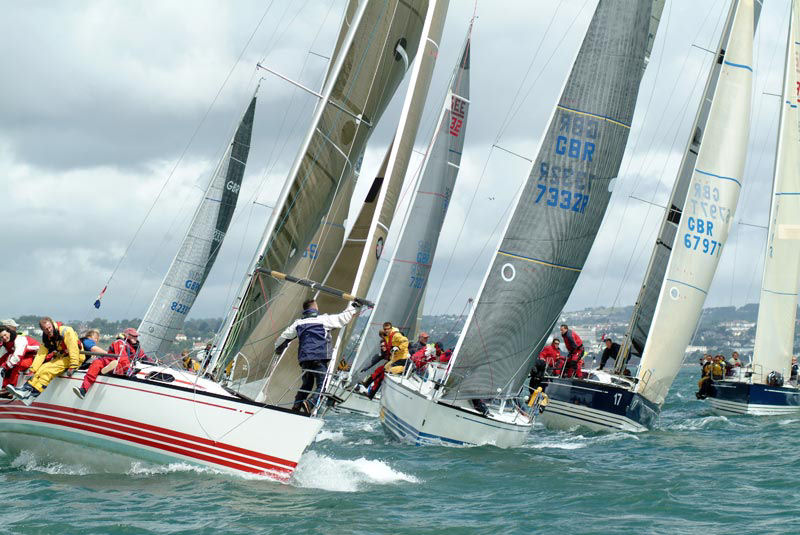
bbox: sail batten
[138,95,257,356]
[445,0,662,400]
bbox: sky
[0,0,791,322]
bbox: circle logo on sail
[669,286,679,300]
[501,263,516,282]
[376,237,384,259]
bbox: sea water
[1,367,798,534]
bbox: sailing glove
[65,368,76,378]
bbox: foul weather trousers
[2,354,38,388]
[81,356,131,392]
[29,353,86,392]
[293,359,328,409]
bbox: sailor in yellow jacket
[381,322,409,374]
[8,317,85,405]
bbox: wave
[291,451,420,492]
[526,431,638,450]
[10,451,90,476]
[667,415,729,430]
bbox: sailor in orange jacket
[8,317,84,405]
[381,322,410,374]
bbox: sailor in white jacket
[275,298,359,414]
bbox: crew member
[359,337,389,400]
[276,298,360,414]
[408,331,429,356]
[382,322,409,374]
[538,338,561,371]
[560,324,584,378]
[80,329,106,356]
[791,356,798,383]
[0,323,40,390]
[599,338,620,371]
[8,317,84,404]
[74,327,148,399]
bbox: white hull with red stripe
[0,365,322,480]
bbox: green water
[1,368,798,535]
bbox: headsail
[618,2,763,366]
[751,4,800,382]
[348,29,470,375]
[444,0,663,400]
[216,1,430,403]
[635,0,754,406]
[138,95,257,356]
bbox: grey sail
[216,0,429,402]
[349,34,470,374]
[616,2,762,368]
[446,0,661,400]
[138,95,257,356]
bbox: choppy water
[1,368,798,534]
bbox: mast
[214,0,430,405]
[138,94,257,356]
[347,26,470,377]
[635,0,755,406]
[616,1,763,372]
[444,0,664,400]
[751,4,800,382]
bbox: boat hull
[380,374,533,447]
[0,369,323,480]
[539,376,659,433]
[708,381,800,415]
[331,388,380,417]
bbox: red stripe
[0,406,285,473]
[0,412,290,478]
[0,401,296,469]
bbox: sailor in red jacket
[74,327,148,399]
[560,324,584,378]
[0,323,41,389]
[538,338,562,370]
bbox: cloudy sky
[1,0,790,322]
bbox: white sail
[636,0,754,406]
[751,4,800,381]
[316,0,451,371]
[348,29,470,376]
[138,96,257,356]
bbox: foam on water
[291,451,420,492]
[667,415,729,431]
[315,430,346,443]
[10,451,90,476]
[126,461,217,477]
[527,431,638,450]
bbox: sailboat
[0,0,430,479]
[380,0,665,447]
[137,95,257,358]
[326,21,471,418]
[707,1,800,416]
[540,0,758,433]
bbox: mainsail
[618,1,763,366]
[635,0,754,406]
[751,3,800,382]
[348,30,471,375]
[444,0,663,400]
[138,95,257,356]
[216,0,430,404]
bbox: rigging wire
[93,0,277,311]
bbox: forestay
[348,29,471,375]
[636,0,754,407]
[445,0,662,400]
[751,4,800,382]
[619,1,763,365]
[138,96,257,356]
[216,0,429,403]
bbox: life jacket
[42,322,82,354]
[110,338,146,362]
[538,345,561,368]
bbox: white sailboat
[382,0,664,447]
[707,1,800,416]
[0,0,429,479]
[541,0,757,432]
